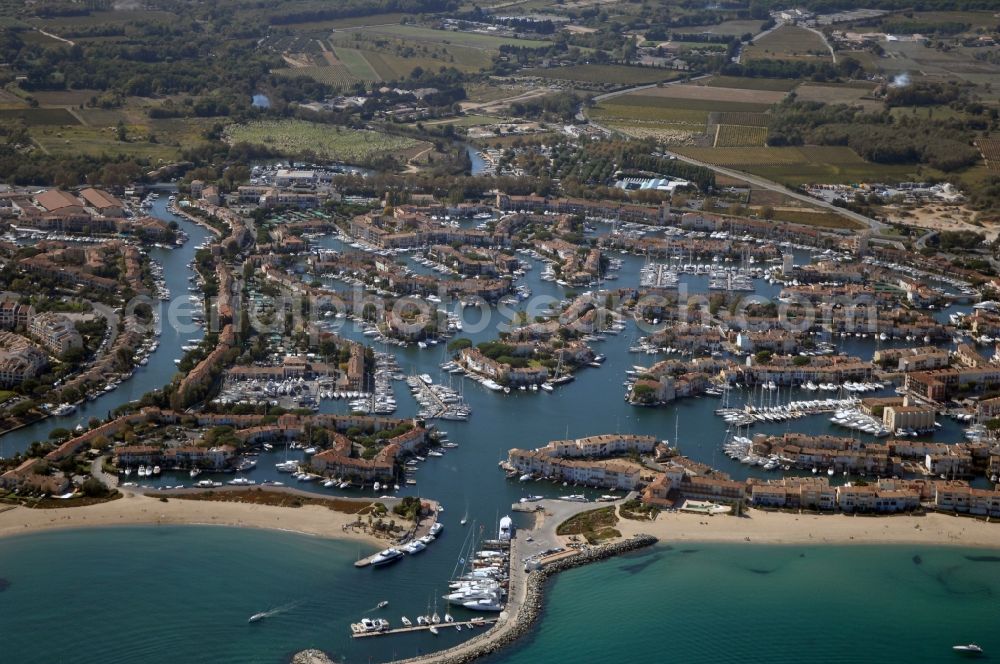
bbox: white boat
[248,611,269,623]
[952,644,983,655]
[403,540,427,554]
[429,522,443,536]
[401,616,412,626]
[370,548,404,567]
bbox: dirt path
[403,146,434,174]
[460,88,550,114]
[804,25,837,63]
[37,29,74,47]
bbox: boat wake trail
[249,600,303,622]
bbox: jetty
[354,506,440,567]
[351,619,496,638]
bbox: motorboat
[248,611,268,623]
[377,600,389,609]
[953,644,984,655]
[429,522,443,536]
[370,548,405,567]
[403,540,427,555]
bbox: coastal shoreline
[616,508,1000,549]
[0,491,384,547]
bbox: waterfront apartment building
[642,467,746,508]
[934,485,1000,517]
[905,366,1000,401]
[506,434,657,491]
[882,405,936,432]
[28,312,83,357]
[838,485,920,513]
[0,331,48,386]
[0,298,34,330]
[741,355,871,386]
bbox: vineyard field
[976,138,1000,170]
[333,48,380,82]
[712,111,770,127]
[714,124,768,147]
[272,65,361,88]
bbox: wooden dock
[351,619,497,638]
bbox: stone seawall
[294,534,657,664]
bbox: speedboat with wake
[953,644,984,656]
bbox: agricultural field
[674,19,766,37]
[978,139,1000,171]
[463,82,537,104]
[591,100,710,128]
[520,64,680,85]
[606,123,704,144]
[638,84,788,106]
[712,111,769,127]
[0,108,79,125]
[32,125,182,161]
[760,208,863,230]
[272,64,362,88]
[278,12,410,31]
[697,75,800,91]
[714,124,768,147]
[742,25,832,62]
[224,120,427,164]
[793,82,877,106]
[422,114,499,127]
[876,40,998,87]
[334,47,380,82]
[329,30,493,76]
[27,9,175,30]
[28,90,100,106]
[674,145,926,186]
[356,24,550,50]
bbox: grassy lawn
[557,506,618,534]
[224,119,426,163]
[557,506,621,544]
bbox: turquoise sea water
[1,528,998,664]
[488,543,1000,664]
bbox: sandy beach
[0,491,383,546]
[616,508,1000,549]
